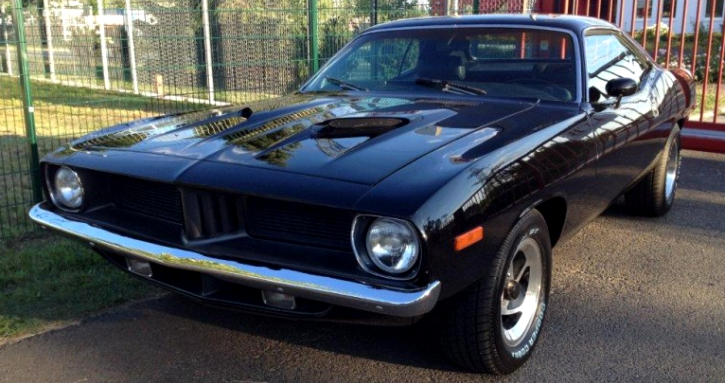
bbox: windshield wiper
[415,78,486,95]
[325,76,368,91]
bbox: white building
[618,0,725,33]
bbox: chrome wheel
[500,237,543,348]
[664,137,680,203]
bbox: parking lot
[0,149,723,383]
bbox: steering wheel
[506,78,572,101]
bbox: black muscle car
[30,15,695,374]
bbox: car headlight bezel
[47,165,84,212]
[351,215,422,280]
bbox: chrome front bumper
[29,203,441,317]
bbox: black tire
[625,127,682,217]
[439,209,552,374]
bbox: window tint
[585,33,649,97]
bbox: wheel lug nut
[503,280,522,300]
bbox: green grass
[0,74,200,139]
[0,234,159,340]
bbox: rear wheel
[625,127,681,216]
[439,210,551,374]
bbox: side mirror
[605,78,638,108]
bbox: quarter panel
[591,68,681,204]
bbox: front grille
[108,176,353,250]
[180,190,243,239]
[111,176,182,224]
[246,197,353,250]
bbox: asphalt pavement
[1,150,724,383]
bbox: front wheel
[439,210,551,374]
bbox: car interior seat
[416,52,466,81]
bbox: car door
[584,30,666,206]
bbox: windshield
[303,27,578,102]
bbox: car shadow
[600,150,725,232]
[142,293,471,374]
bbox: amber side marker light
[454,226,484,252]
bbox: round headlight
[52,166,84,210]
[365,218,420,274]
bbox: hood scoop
[315,117,409,139]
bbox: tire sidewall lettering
[510,302,546,359]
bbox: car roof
[366,14,615,34]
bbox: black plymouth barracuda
[30,15,695,374]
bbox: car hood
[66,94,537,185]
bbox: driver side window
[585,33,649,100]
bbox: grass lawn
[0,74,200,142]
[0,234,160,342]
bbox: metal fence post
[472,0,479,14]
[98,0,111,90]
[124,0,139,94]
[1,5,12,75]
[370,0,378,26]
[201,0,215,104]
[41,0,56,82]
[308,0,318,74]
[11,0,42,204]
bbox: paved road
[1,150,724,383]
